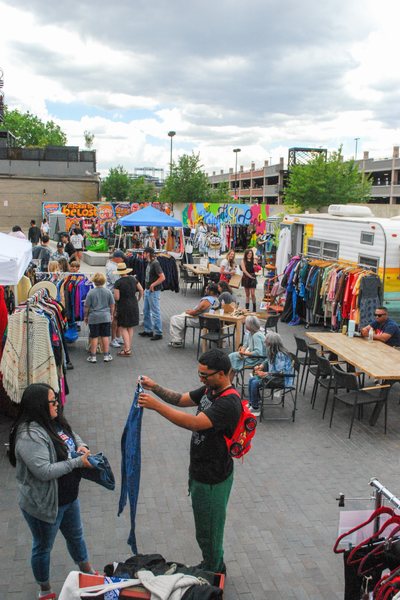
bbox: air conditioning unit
[328,204,373,217]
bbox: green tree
[208,181,232,203]
[101,166,132,203]
[84,130,95,149]
[160,152,210,203]
[284,147,371,211]
[3,107,67,146]
[129,176,157,202]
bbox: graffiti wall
[182,203,269,234]
[42,202,173,231]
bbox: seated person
[229,315,265,373]
[360,307,400,347]
[247,331,293,417]
[217,280,237,306]
[168,283,219,348]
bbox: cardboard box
[229,273,242,288]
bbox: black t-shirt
[56,428,81,506]
[64,242,76,257]
[189,385,242,484]
[145,259,163,290]
[28,226,41,244]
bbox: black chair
[311,355,334,418]
[264,314,280,333]
[182,316,201,348]
[259,352,300,422]
[330,366,390,438]
[294,336,309,392]
[197,315,235,358]
[303,343,320,395]
[234,355,266,397]
[179,265,201,296]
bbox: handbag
[64,323,79,343]
[185,241,193,253]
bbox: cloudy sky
[1,0,400,177]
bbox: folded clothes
[72,451,115,491]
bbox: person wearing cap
[106,250,126,347]
[52,242,69,261]
[139,247,165,341]
[113,263,144,356]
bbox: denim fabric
[248,376,262,410]
[22,499,88,585]
[72,452,115,490]
[118,382,143,554]
[143,290,162,335]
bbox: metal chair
[330,366,390,438]
[197,315,235,358]
[311,355,334,418]
[182,316,201,348]
[235,355,266,397]
[264,314,280,333]
[294,336,309,392]
[303,343,319,395]
[259,352,300,422]
[179,265,201,296]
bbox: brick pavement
[2,285,400,599]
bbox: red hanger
[333,506,396,554]
[347,514,400,565]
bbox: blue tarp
[118,206,182,227]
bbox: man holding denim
[139,247,165,341]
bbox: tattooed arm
[140,376,196,407]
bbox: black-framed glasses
[198,370,219,380]
[48,399,58,406]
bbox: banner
[42,201,173,231]
[182,203,269,234]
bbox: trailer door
[291,224,304,256]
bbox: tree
[3,107,67,146]
[129,176,157,203]
[101,166,132,203]
[84,130,95,149]
[160,152,210,203]
[208,181,232,203]
[283,147,372,211]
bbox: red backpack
[220,387,257,459]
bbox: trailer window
[360,231,374,246]
[307,238,339,260]
[358,254,379,272]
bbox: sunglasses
[198,370,219,380]
[374,313,386,317]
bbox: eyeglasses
[48,399,58,406]
[374,313,386,317]
[198,370,219,380]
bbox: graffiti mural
[182,203,269,234]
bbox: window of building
[360,231,374,245]
[358,254,379,272]
[307,238,339,260]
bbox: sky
[1,0,400,178]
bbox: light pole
[354,137,360,160]
[168,131,176,174]
[233,148,241,199]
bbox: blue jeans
[143,289,162,335]
[248,376,262,409]
[22,499,88,585]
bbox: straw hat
[113,262,132,275]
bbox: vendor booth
[0,233,32,286]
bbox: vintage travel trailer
[282,205,400,314]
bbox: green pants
[189,471,233,572]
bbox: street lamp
[168,131,176,174]
[354,137,360,160]
[233,148,241,199]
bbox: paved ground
[1,283,400,599]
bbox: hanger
[333,506,396,554]
[346,513,400,565]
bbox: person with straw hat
[113,263,144,357]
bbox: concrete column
[390,146,399,204]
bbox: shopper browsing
[139,247,165,341]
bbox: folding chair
[259,352,300,422]
[264,314,280,333]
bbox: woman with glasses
[9,383,95,600]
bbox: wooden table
[202,311,247,350]
[306,331,400,425]
[305,332,400,380]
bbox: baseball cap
[113,249,126,259]
[57,242,64,248]
[144,246,155,255]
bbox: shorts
[89,322,111,338]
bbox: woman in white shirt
[219,249,236,282]
[70,228,84,250]
[40,218,50,237]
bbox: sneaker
[249,407,261,417]
[150,334,163,341]
[103,354,113,362]
[87,355,97,363]
[38,593,56,600]
[168,341,183,347]
[110,339,121,347]
[116,337,124,344]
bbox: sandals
[117,349,132,357]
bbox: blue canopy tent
[117,205,183,255]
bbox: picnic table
[306,331,400,425]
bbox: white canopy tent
[0,233,32,285]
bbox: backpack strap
[218,386,241,399]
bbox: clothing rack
[370,478,400,511]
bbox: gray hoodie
[15,422,86,523]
